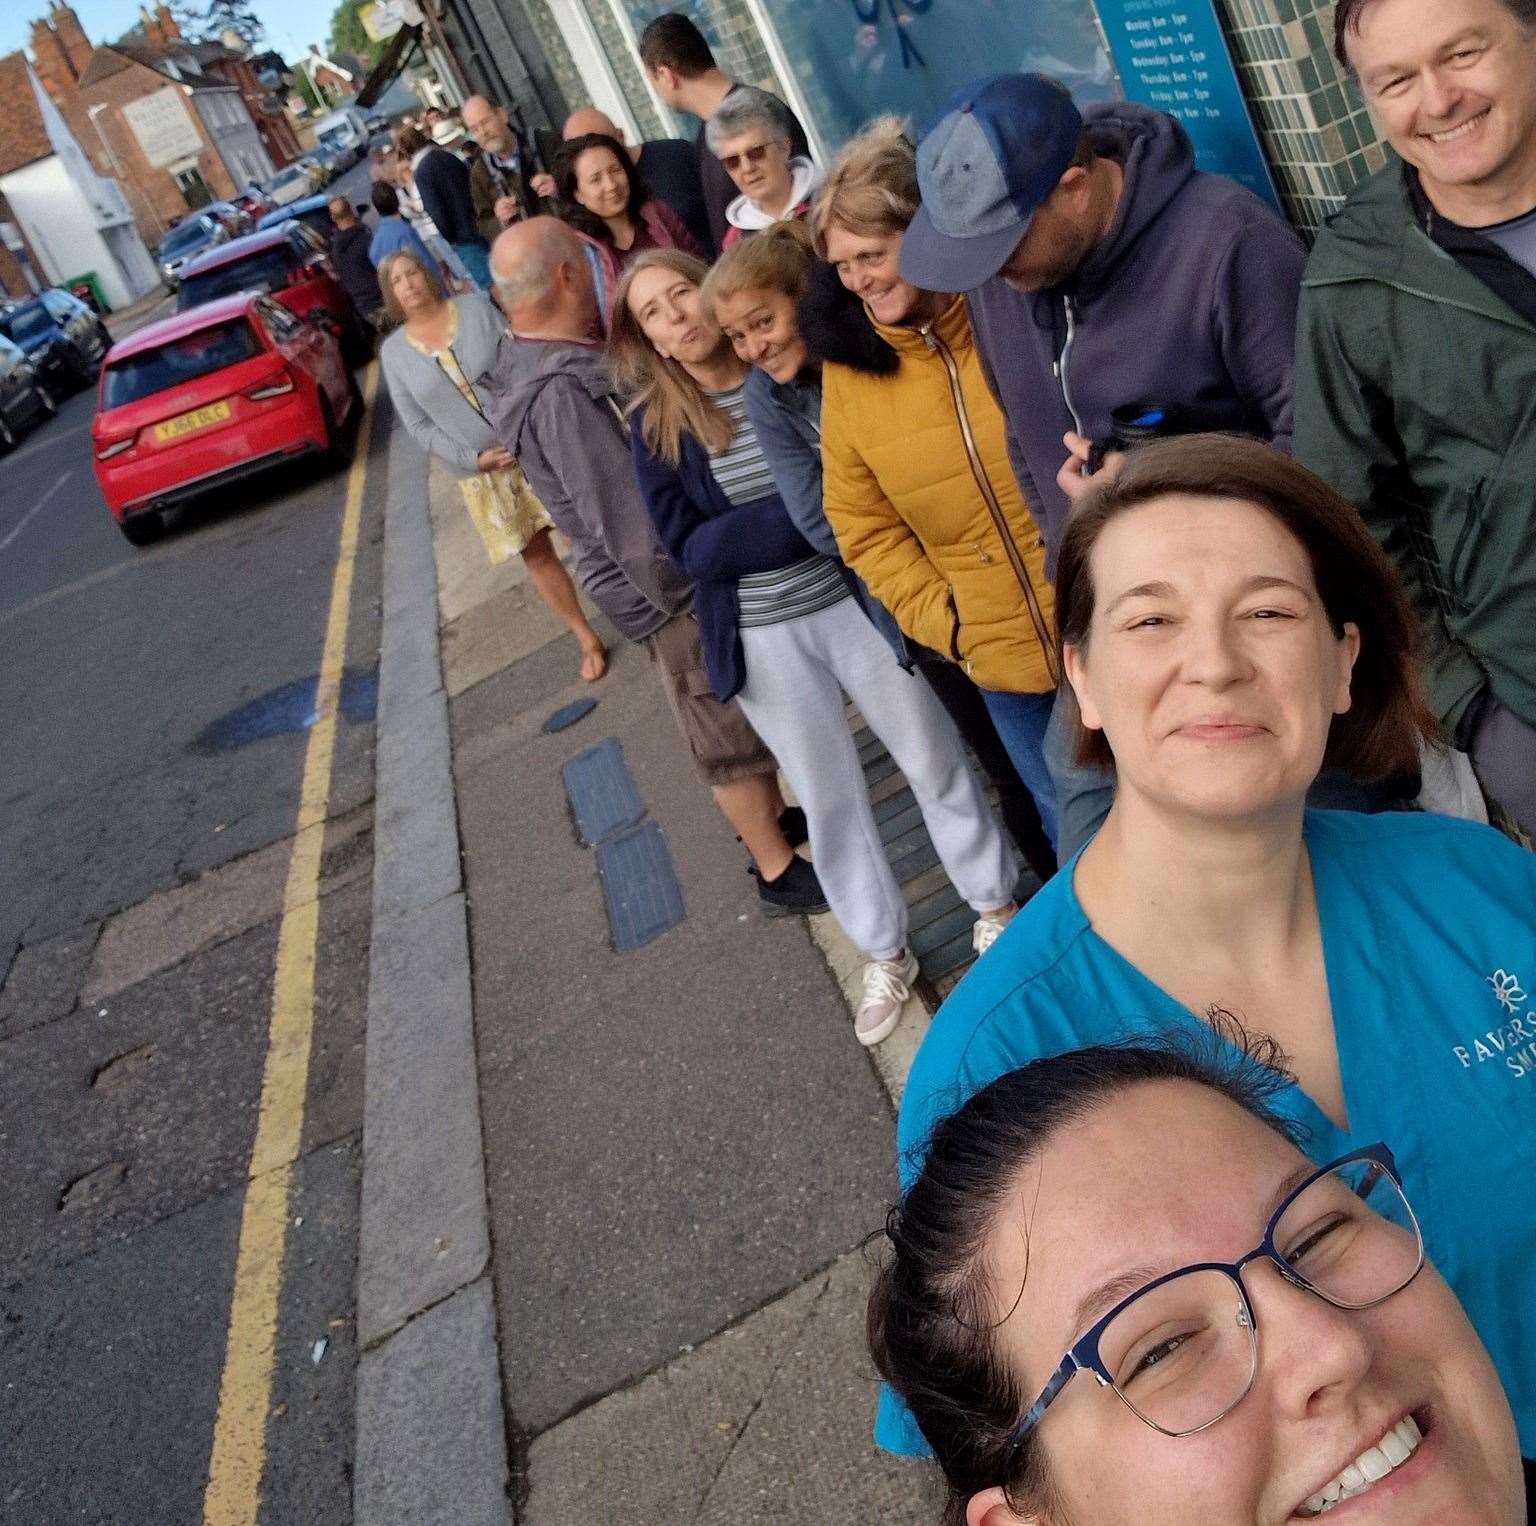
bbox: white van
[313,107,369,164]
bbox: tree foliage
[330,0,388,66]
[189,0,266,45]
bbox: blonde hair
[699,219,816,314]
[377,247,445,327]
[607,248,735,464]
[809,115,919,255]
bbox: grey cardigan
[380,293,508,478]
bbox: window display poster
[1093,0,1280,208]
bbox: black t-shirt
[635,137,714,257]
[696,83,811,254]
[331,223,381,312]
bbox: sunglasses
[720,142,778,173]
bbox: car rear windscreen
[102,320,263,408]
[159,222,209,257]
[177,247,296,309]
[2,304,54,346]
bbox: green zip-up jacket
[1294,164,1536,738]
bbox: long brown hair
[1054,433,1437,778]
[607,248,736,464]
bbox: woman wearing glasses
[888,436,1536,1472]
[707,87,823,250]
[873,1040,1529,1523]
[377,248,609,682]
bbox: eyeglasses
[1012,1144,1424,1450]
[720,142,776,173]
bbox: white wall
[0,158,151,308]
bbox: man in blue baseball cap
[904,74,1308,857]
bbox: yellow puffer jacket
[819,294,1058,694]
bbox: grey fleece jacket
[489,336,691,642]
[968,103,1307,563]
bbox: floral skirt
[460,464,554,563]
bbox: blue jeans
[1043,686,1117,861]
[452,240,492,290]
[978,687,1060,850]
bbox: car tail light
[244,370,296,401]
[95,436,135,460]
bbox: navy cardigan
[629,410,816,701]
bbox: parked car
[231,183,270,221]
[294,152,332,188]
[364,112,389,133]
[263,162,317,209]
[255,194,340,241]
[0,287,113,393]
[92,293,360,545]
[174,223,369,362]
[0,333,57,450]
[156,212,231,289]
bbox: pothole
[90,1044,154,1090]
[59,1161,128,1213]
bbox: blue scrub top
[881,810,1536,1456]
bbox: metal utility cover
[595,821,685,951]
[562,737,645,847]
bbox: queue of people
[373,2,1536,1517]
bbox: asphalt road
[1,159,386,1524]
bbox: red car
[92,293,360,546]
[175,223,370,362]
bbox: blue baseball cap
[901,74,1084,293]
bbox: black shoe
[778,806,809,848]
[750,855,829,918]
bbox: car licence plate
[153,400,231,443]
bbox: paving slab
[354,1278,512,1526]
[524,1251,940,1525]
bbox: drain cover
[562,737,645,846]
[595,821,684,951]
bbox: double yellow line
[203,366,379,1526]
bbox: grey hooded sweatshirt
[490,336,692,641]
[967,103,1307,563]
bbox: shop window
[175,165,213,209]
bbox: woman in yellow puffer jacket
[807,118,1061,843]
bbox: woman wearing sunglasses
[890,435,1536,1472]
[873,1040,1529,1524]
[707,86,823,250]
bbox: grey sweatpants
[734,597,1019,959]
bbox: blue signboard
[1093,0,1280,209]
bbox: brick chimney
[156,3,182,42]
[29,11,78,107]
[50,3,93,75]
[139,5,163,48]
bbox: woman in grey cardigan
[378,247,608,681]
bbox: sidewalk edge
[353,418,512,1525]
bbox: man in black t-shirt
[638,13,810,254]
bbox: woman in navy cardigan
[611,248,1020,1049]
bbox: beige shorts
[645,612,775,786]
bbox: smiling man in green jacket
[1295,0,1536,837]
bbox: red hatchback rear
[176,224,368,361]
[92,293,358,546]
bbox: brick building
[28,2,278,244]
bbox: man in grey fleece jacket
[485,218,827,918]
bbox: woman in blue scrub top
[888,435,1536,1479]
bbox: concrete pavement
[354,429,945,1522]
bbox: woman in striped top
[613,249,1021,1048]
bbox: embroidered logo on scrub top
[1488,969,1527,1014]
[1452,969,1536,1078]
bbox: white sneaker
[971,905,1016,959]
[854,951,920,1047]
